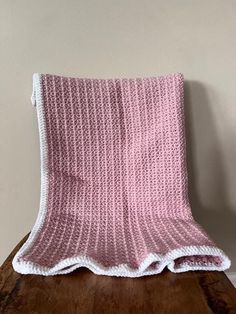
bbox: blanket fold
[13,72,230,277]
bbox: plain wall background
[0,0,236,272]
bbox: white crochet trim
[13,245,231,277]
[12,73,231,277]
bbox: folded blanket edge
[12,244,231,277]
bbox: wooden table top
[0,234,236,314]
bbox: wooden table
[0,234,236,314]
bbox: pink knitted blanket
[13,73,230,277]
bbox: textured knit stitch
[13,73,231,277]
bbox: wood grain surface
[0,234,236,314]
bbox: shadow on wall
[184,81,236,267]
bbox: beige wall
[1,0,236,272]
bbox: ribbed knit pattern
[13,73,230,277]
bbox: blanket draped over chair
[13,73,230,277]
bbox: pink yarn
[13,73,230,276]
